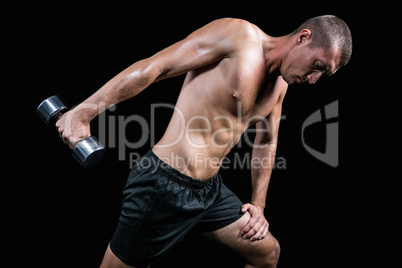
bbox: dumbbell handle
[52,111,64,122]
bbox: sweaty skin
[56,18,341,266]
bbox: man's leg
[100,244,150,268]
[202,212,280,268]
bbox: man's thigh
[202,212,280,263]
[100,244,148,268]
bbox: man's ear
[296,29,312,46]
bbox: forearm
[74,58,161,121]
[250,144,277,208]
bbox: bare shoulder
[213,18,258,31]
[201,18,261,43]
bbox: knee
[266,239,280,266]
[249,239,281,268]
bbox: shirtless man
[56,15,352,267]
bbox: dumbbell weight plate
[72,136,105,168]
[37,95,68,124]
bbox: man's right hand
[55,108,91,149]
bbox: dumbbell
[37,95,105,168]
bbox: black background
[2,1,400,267]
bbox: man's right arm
[56,18,252,146]
[77,18,250,119]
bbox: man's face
[281,44,339,85]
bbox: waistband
[139,149,216,189]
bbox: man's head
[281,15,352,85]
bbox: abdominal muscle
[152,95,245,181]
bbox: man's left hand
[240,203,269,242]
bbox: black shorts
[110,149,245,267]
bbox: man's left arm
[241,77,287,241]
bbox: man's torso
[153,23,287,180]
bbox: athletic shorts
[109,149,245,267]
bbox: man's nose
[307,72,323,84]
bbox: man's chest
[221,53,282,117]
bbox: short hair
[291,15,352,67]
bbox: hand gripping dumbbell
[37,95,105,168]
